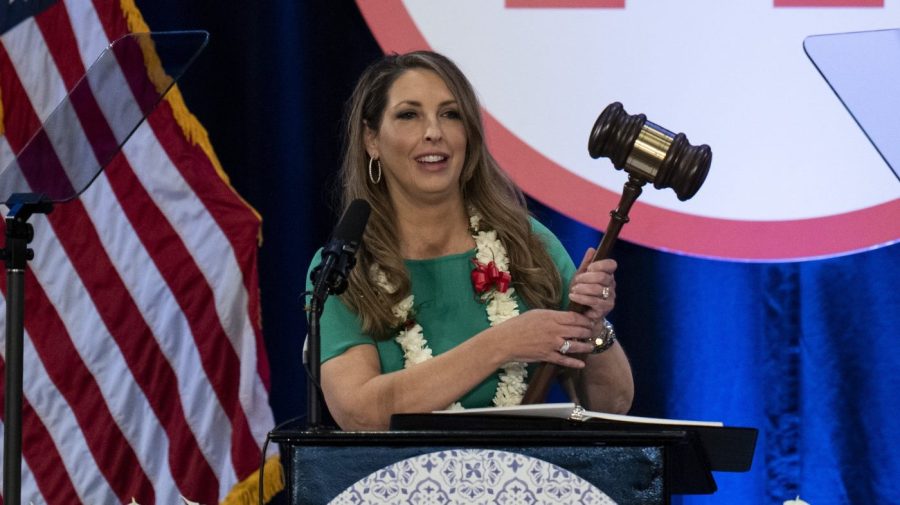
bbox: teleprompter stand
[0,195,52,505]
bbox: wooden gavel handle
[520,176,645,405]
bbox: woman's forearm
[322,308,598,430]
[576,342,634,414]
[322,329,508,430]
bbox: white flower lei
[371,213,527,410]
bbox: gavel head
[588,102,711,201]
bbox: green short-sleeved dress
[305,217,576,408]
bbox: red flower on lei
[471,259,511,294]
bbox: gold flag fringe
[220,455,285,505]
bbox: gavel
[520,102,712,406]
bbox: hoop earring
[368,157,382,184]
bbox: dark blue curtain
[138,2,900,503]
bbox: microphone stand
[2,193,53,505]
[302,199,368,430]
[305,293,325,430]
[304,251,343,431]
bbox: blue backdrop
[139,2,900,503]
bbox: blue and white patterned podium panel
[284,443,663,504]
[330,449,619,504]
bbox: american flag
[0,0,277,503]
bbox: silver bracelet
[591,319,617,354]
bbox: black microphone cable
[257,416,305,505]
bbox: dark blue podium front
[270,411,760,505]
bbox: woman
[307,51,633,430]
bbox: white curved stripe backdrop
[358,0,900,260]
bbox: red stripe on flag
[21,402,83,503]
[35,5,121,191]
[34,2,83,89]
[11,130,77,199]
[0,47,41,150]
[109,32,172,116]
[89,1,166,115]
[0,360,82,503]
[0,44,76,199]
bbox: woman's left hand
[568,247,617,323]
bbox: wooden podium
[270,413,756,504]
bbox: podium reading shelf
[271,410,756,505]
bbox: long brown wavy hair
[338,51,563,338]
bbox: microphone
[310,199,371,300]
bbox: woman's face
[365,69,468,207]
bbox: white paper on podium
[434,402,724,427]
